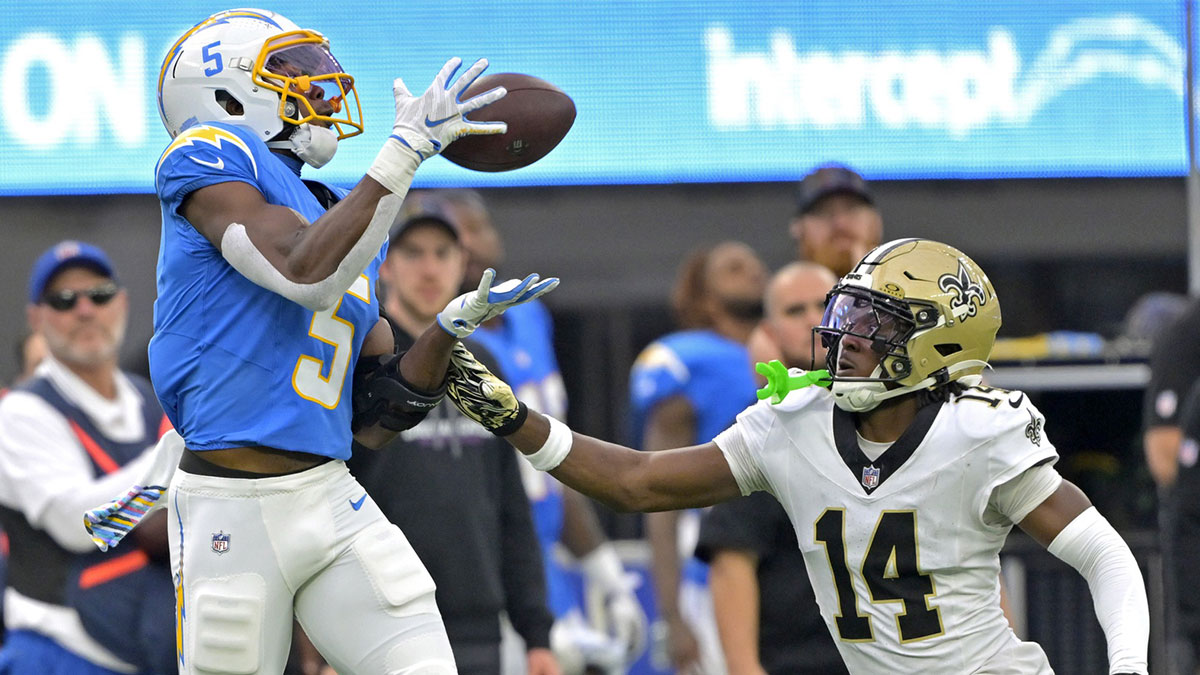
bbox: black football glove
[445,343,527,436]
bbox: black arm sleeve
[351,351,446,433]
[497,445,554,649]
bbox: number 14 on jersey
[815,508,945,643]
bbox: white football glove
[368,58,507,196]
[437,268,559,338]
[390,57,507,161]
[582,545,649,664]
[551,610,627,675]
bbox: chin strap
[830,359,990,412]
[266,123,339,168]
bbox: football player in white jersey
[445,239,1149,675]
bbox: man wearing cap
[789,164,883,278]
[295,198,558,675]
[0,241,175,674]
[749,164,884,373]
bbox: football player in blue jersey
[140,8,555,674]
[629,242,768,675]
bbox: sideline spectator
[0,241,175,674]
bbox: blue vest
[0,375,176,674]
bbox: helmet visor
[254,31,363,139]
[819,289,911,347]
[264,43,352,95]
[815,287,918,382]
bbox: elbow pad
[351,352,446,433]
[219,194,403,311]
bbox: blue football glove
[437,268,559,338]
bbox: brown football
[440,73,576,172]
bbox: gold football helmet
[815,238,1001,411]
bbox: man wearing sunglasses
[0,240,176,674]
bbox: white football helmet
[158,8,363,164]
[815,238,1002,411]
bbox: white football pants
[168,459,456,674]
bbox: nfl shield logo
[211,531,230,555]
[861,465,881,489]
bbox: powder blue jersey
[149,121,383,460]
[629,330,757,447]
[471,301,576,615]
[629,329,757,585]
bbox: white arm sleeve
[219,138,423,312]
[1046,506,1149,675]
[712,402,774,495]
[220,192,404,312]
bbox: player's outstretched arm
[1018,481,1149,675]
[445,343,742,511]
[183,58,506,311]
[349,318,444,449]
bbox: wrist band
[525,415,573,472]
[367,136,423,195]
[492,401,529,437]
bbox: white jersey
[715,385,1058,674]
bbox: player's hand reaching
[389,57,507,161]
[445,342,528,436]
[437,267,559,338]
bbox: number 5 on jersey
[292,275,371,408]
[815,508,945,643]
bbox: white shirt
[716,385,1061,675]
[0,354,156,672]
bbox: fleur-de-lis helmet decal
[938,259,989,321]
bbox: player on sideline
[444,239,1149,675]
[89,8,555,675]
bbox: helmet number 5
[202,41,223,77]
[292,275,371,408]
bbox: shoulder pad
[770,382,830,413]
[948,386,1045,443]
[155,124,260,190]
